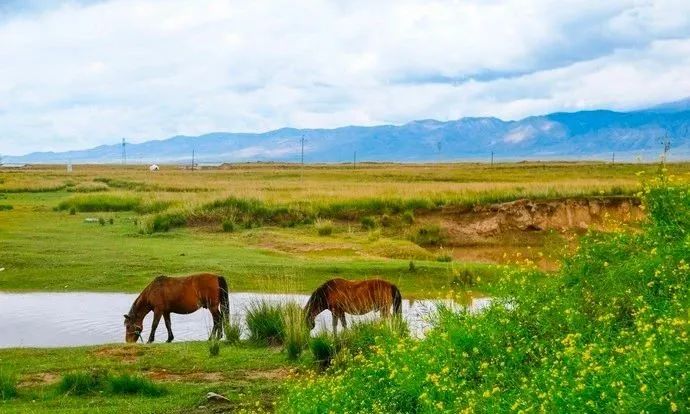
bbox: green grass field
[1,162,687,413]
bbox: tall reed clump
[0,370,17,400]
[281,303,309,360]
[246,301,285,345]
[224,314,242,345]
[107,374,167,396]
[280,173,690,413]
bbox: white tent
[149,164,159,171]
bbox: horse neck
[129,294,151,319]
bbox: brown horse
[123,273,229,343]
[304,278,402,334]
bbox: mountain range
[4,98,690,164]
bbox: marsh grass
[314,219,333,236]
[57,194,141,212]
[107,374,167,396]
[309,333,335,369]
[246,301,285,345]
[0,370,17,400]
[281,303,309,360]
[224,314,242,344]
[208,339,221,357]
[57,370,166,397]
[57,370,109,396]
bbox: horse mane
[305,281,331,314]
[128,275,166,317]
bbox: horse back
[143,273,222,313]
[325,278,394,314]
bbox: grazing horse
[123,273,229,343]
[304,278,402,334]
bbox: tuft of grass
[315,219,333,236]
[0,204,13,211]
[281,303,309,361]
[0,371,18,400]
[411,224,445,246]
[309,333,335,369]
[246,301,284,345]
[360,216,376,230]
[208,339,221,357]
[222,219,236,232]
[436,253,453,262]
[408,260,416,272]
[98,217,106,226]
[57,370,109,396]
[69,206,76,215]
[224,315,242,344]
[107,374,167,397]
[402,210,415,224]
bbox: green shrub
[0,204,12,211]
[69,207,76,215]
[408,260,416,272]
[360,216,376,230]
[246,301,284,345]
[98,217,106,226]
[107,374,166,396]
[0,371,17,400]
[222,220,235,232]
[315,219,333,236]
[57,370,109,396]
[411,224,444,246]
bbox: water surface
[0,291,490,348]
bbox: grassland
[1,162,689,413]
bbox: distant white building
[149,164,159,171]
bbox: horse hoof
[166,337,174,343]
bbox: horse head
[123,314,143,343]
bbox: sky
[1,0,690,155]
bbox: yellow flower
[671,402,678,412]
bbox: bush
[69,207,76,215]
[98,217,106,226]
[281,176,690,413]
[0,204,12,211]
[315,219,333,236]
[360,216,376,230]
[0,371,17,400]
[57,370,109,396]
[411,224,444,246]
[408,260,416,272]
[246,301,284,345]
[107,374,166,396]
[222,220,235,232]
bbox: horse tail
[391,284,402,316]
[218,276,230,332]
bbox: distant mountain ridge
[5,98,690,164]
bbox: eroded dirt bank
[438,197,643,244]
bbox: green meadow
[1,162,688,412]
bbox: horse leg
[148,311,162,343]
[164,312,174,343]
[339,314,347,330]
[331,310,340,335]
[209,309,221,340]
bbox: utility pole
[612,152,615,165]
[659,133,671,164]
[191,149,195,171]
[353,151,357,170]
[121,138,127,166]
[490,151,494,167]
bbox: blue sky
[1,0,690,155]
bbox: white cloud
[0,0,690,155]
